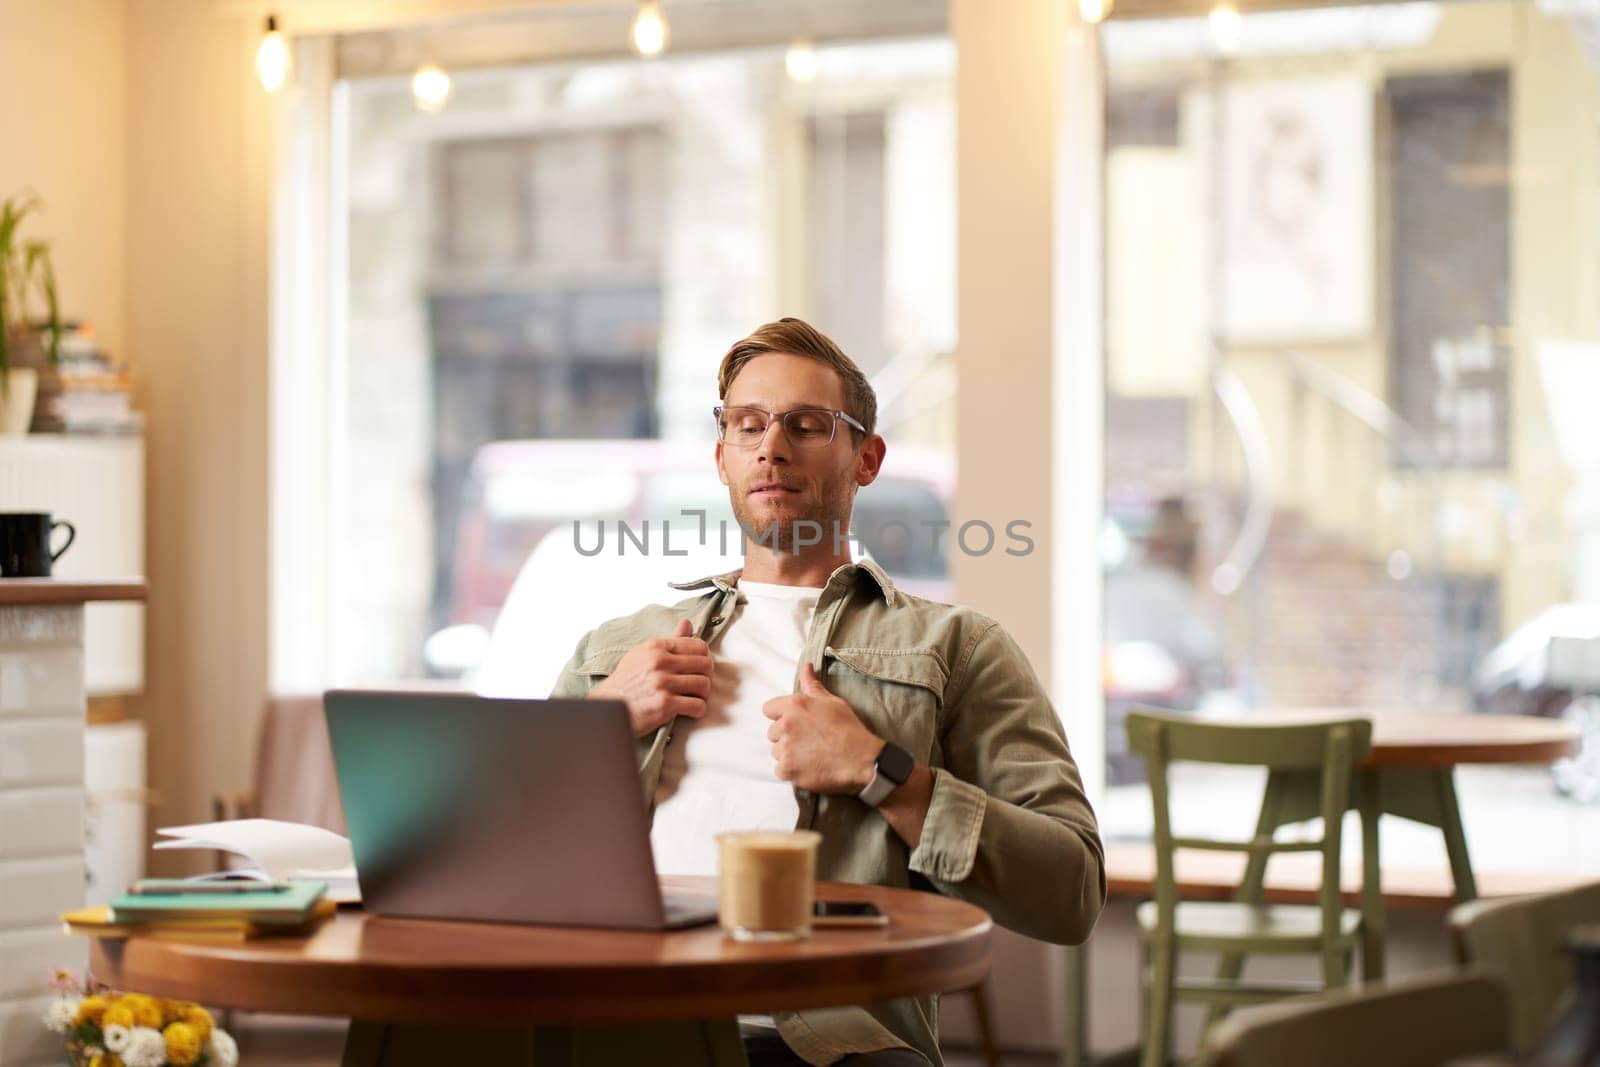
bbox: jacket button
[709,616,723,625]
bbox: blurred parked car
[1472,602,1600,803]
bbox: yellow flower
[163,1021,203,1066]
[159,998,187,1024]
[118,993,163,1029]
[75,994,110,1026]
[180,1004,213,1044]
[100,1003,135,1030]
[88,1056,124,1067]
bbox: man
[551,318,1104,1066]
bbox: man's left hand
[763,662,881,795]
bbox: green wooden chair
[1192,969,1511,1067]
[1125,708,1374,1067]
[1450,878,1600,1051]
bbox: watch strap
[858,766,897,807]
[857,741,914,807]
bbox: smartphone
[812,900,889,927]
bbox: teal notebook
[109,879,328,925]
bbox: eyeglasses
[713,405,867,449]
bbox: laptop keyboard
[662,891,719,926]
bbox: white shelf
[0,437,144,695]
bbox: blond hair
[717,318,877,437]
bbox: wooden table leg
[1377,767,1479,903]
[341,1020,387,1067]
[341,1019,749,1067]
[1432,769,1479,903]
[1357,768,1386,981]
[1061,943,1088,1067]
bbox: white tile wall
[0,789,83,861]
[0,994,60,1065]
[0,608,79,648]
[0,858,82,928]
[0,649,84,717]
[0,606,88,1067]
[0,720,83,788]
[0,930,81,1001]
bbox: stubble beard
[729,474,856,555]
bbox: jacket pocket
[576,645,630,682]
[821,646,946,757]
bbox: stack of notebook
[62,880,334,943]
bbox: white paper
[153,818,360,902]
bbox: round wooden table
[1238,708,1580,769]
[1057,709,1582,1067]
[90,878,992,1067]
[1201,709,1579,982]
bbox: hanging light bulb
[1209,1,1243,54]
[255,14,290,93]
[630,0,669,58]
[412,63,453,113]
[1079,0,1113,25]
[785,39,819,84]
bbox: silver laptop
[323,689,718,930]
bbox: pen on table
[127,879,294,895]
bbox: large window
[304,15,955,686]
[1097,1,1600,871]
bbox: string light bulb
[1079,0,1113,25]
[255,14,290,93]
[785,39,819,83]
[412,63,453,113]
[1209,2,1243,54]
[630,0,669,58]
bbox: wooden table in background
[1233,708,1580,980]
[1061,709,1580,1067]
[89,878,993,1067]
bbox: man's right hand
[589,618,715,736]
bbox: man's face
[715,353,880,554]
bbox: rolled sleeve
[908,766,988,883]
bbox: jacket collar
[668,556,898,606]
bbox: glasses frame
[713,405,868,449]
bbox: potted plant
[0,191,63,435]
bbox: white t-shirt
[648,579,820,876]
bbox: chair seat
[1137,900,1363,952]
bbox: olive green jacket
[550,558,1105,1066]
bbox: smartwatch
[857,741,915,807]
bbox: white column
[952,0,1062,664]
[951,0,1104,790]
[949,1,1105,1059]
[0,605,88,1067]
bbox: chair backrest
[1124,708,1374,932]
[1450,879,1600,1050]
[1196,970,1512,1067]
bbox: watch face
[878,741,915,785]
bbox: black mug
[0,513,76,577]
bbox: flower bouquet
[41,971,237,1067]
